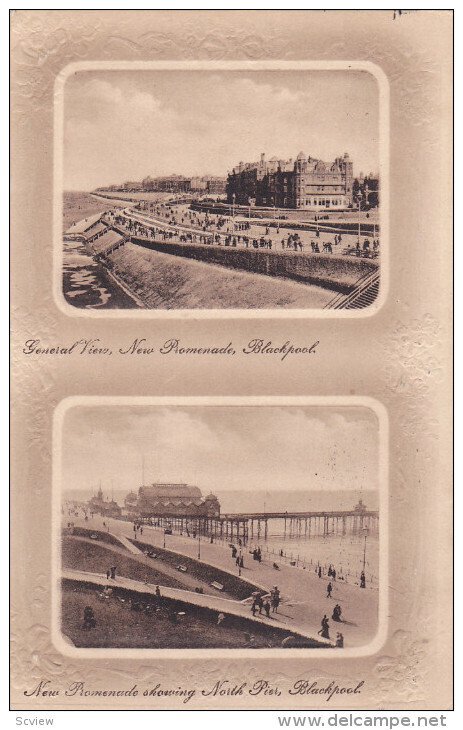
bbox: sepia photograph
[11,7,453,713]
[59,65,385,314]
[55,399,385,654]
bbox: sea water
[62,238,138,309]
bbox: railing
[325,269,380,309]
[143,522,378,587]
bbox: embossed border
[51,395,389,659]
[53,60,389,319]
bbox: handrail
[325,269,380,309]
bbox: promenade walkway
[112,533,142,555]
[64,534,236,598]
[71,514,379,647]
[65,213,102,236]
[63,568,330,646]
[126,205,378,259]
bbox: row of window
[296,198,348,207]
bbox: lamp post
[198,521,201,560]
[361,526,369,588]
[232,193,236,232]
[357,193,362,248]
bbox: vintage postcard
[10,9,452,712]
[53,397,387,658]
[56,62,387,317]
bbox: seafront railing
[143,522,378,588]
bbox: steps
[325,270,380,310]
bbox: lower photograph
[53,396,387,656]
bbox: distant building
[127,482,220,519]
[124,490,139,514]
[122,180,144,191]
[353,499,367,513]
[190,176,208,191]
[204,176,227,195]
[98,174,227,196]
[353,175,379,209]
[88,487,122,518]
[140,175,226,195]
[226,151,354,210]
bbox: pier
[140,507,379,546]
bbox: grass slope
[108,243,333,309]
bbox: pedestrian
[106,569,111,580]
[264,600,271,618]
[327,582,333,598]
[82,606,96,630]
[335,632,344,648]
[318,615,330,640]
[360,571,366,588]
[318,566,322,578]
[110,566,117,580]
[251,600,257,616]
[332,604,342,622]
[271,586,280,613]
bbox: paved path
[112,208,370,261]
[128,204,378,256]
[69,515,378,648]
[65,535,236,599]
[114,534,142,555]
[63,568,331,647]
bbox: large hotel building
[226,151,354,210]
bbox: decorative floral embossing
[380,314,443,397]
[374,631,428,704]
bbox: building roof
[139,483,202,501]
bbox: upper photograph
[59,67,385,314]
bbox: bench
[211,581,224,591]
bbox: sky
[63,70,380,190]
[61,405,379,508]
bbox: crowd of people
[102,202,379,261]
[250,586,281,617]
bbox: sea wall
[130,237,377,293]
